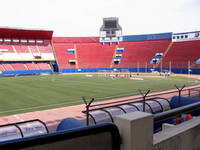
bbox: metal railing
[82,85,200,126]
[0,123,121,150]
[153,101,200,133]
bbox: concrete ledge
[154,116,200,150]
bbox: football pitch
[0,74,199,116]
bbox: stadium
[0,2,200,149]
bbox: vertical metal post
[169,61,172,73]
[174,85,186,107]
[145,62,148,73]
[138,90,151,112]
[199,91,200,97]
[82,97,95,126]
[188,60,191,76]
[188,89,191,97]
[159,61,161,73]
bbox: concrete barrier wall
[114,111,153,150]
[154,117,200,150]
[114,111,200,150]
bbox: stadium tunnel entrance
[51,61,59,72]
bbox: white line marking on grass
[0,100,83,114]
[0,92,137,114]
[95,92,138,100]
[0,91,148,115]
[1,82,198,115]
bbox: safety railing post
[138,90,151,112]
[174,85,186,107]
[188,89,191,97]
[82,97,95,126]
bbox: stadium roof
[0,28,53,40]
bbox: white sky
[0,0,199,37]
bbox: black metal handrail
[154,101,200,123]
[82,97,170,113]
[0,123,121,150]
[87,86,198,110]
[82,85,200,126]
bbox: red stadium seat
[162,40,200,68]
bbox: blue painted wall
[61,68,151,73]
[1,70,52,75]
[60,68,200,74]
[1,68,199,75]
[123,32,172,42]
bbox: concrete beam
[114,111,153,150]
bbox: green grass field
[0,74,199,116]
